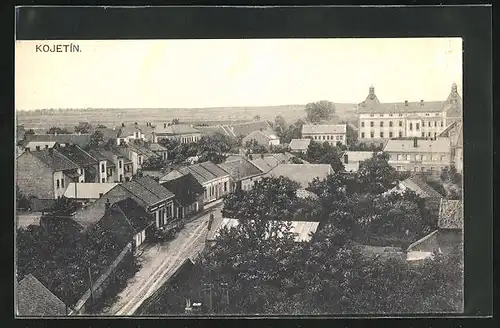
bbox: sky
[15,38,462,110]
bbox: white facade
[202,177,231,203]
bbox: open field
[16,103,358,130]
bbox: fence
[69,242,133,315]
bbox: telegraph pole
[88,267,95,304]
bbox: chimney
[405,100,409,106]
[343,153,348,164]
[121,123,125,128]
[413,137,418,148]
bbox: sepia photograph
[15,37,464,317]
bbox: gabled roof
[113,198,154,232]
[177,161,230,184]
[249,156,280,173]
[24,133,92,148]
[228,120,274,137]
[218,158,263,181]
[302,124,346,135]
[289,138,311,151]
[264,164,333,188]
[161,173,204,207]
[64,183,119,199]
[148,143,168,152]
[17,274,67,317]
[86,149,115,167]
[438,199,463,230]
[24,141,58,149]
[120,176,175,207]
[110,147,133,164]
[128,143,158,158]
[93,127,120,141]
[58,145,98,167]
[383,138,451,153]
[400,176,443,199]
[243,130,279,142]
[29,149,80,172]
[196,125,237,138]
[343,151,375,163]
[154,124,201,135]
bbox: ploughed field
[16,104,358,130]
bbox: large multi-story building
[301,124,347,146]
[383,137,452,174]
[357,84,462,142]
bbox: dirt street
[101,200,223,315]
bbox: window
[56,179,60,188]
[422,121,426,127]
[370,132,374,138]
[389,132,393,138]
[389,121,393,127]
[389,114,393,117]
[430,167,434,171]
[399,121,403,127]
[61,178,64,188]
[440,156,446,161]
[167,205,172,218]
[361,122,365,127]
[99,193,103,198]
[422,132,425,137]
[314,136,318,140]
[120,174,123,182]
[434,132,437,138]
[399,113,403,117]
[379,121,383,127]
[416,123,420,130]
[399,132,403,137]
[409,123,413,130]
[370,121,374,127]
[434,121,437,127]
[397,154,403,160]
[36,146,41,151]
[440,121,444,127]
[406,154,411,161]
[416,155,421,160]
[339,135,343,140]
[101,178,105,183]
[425,113,430,116]
[422,155,427,161]
[380,114,384,117]
[361,132,365,138]
[380,132,384,138]
[119,161,122,169]
[322,136,326,140]
[370,114,374,117]
[101,163,105,173]
[428,132,432,137]
[224,182,228,192]
[435,113,440,116]
[45,145,49,149]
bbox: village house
[357,84,462,142]
[242,130,280,149]
[160,161,231,204]
[58,145,106,183]
[87,149,129,182]
[23,141,59,152]
[63,182,119,205]
[196,125,237,139]
[341,151,375,173]
[72,176,175,231]
[17,148,84,200]
[244,152,300,174]
[206,219,320,245]
[115,123,146,145]
[92,126,120,144]
[218,157,264,191]
[225,120,275,138]
[289,138,311,154]
[263,163,333,189]
[148,143,168,161]
[301,124,347,146]
[439,121,463,173]
[406,199,463,261]
[161,173,205,219]
[23,133,93,148]
[154,124,202,144]
[97,197,155,249]
[17,274,69,317]
[386,175,443,213]
[383,137,452,174]
[87,149,114,183]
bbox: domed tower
[362,85,380,107]
[446,82,462,105]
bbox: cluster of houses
[16,85,463,316]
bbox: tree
[304,141,345,172]
[354,152,399,195]
[305,101,335,123]
[253,115,261,121]
[96,124,107,128]
[141,156,168,170]
[16,187,30,210]
[24,129,35,136]
[74,122,93,134]
[88,130,104,149]
[171,119,180,125]
[245,140,267,154]
[46,126,71,134]
[274,115,287,133]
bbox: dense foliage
[277,119,304,144]
[300,141,345,172]
[305,100,336,123]
[46,126,71,134]
[144,153,461,315]
[74,122,93,134]
[17,219,140,308]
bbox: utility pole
[88,267,95,305]
[202,283,213,313]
